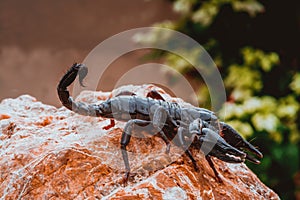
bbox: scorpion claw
[219,122,263,163]
[245,153,261,164]
[201,128,246,163]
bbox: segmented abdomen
[108,96,181,122]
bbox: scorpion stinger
[57,63,111,117]
[57,63,88,110]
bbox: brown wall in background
[0,0,178,106]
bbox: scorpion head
[189,119,247,163]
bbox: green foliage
[139,0,299,199]
[174,0,264,26]
[290,73,300,95]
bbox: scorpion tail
[57,63,88,111]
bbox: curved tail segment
[57,63,95,115]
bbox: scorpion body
[57,63,263,183]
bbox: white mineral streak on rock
[162,187,188,200]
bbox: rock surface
[0,85,279,199]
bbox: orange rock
[0,114,10,120]
[34,116,53,127]
[0,86,279,199]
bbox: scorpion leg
[185,149,199,171]
[205,155,222,183]
[103,119,115,130]
[158,131,171,154]
[106,91,137,130]
[177,127,199,171]
[150,105,180,154]
[120,119,151,184]
[115,90,174,156]
[219,122,263,164]
[197,127,247,182]
[151,105,168,131]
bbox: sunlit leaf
[192,3,219,26]
[290,73,300,95]
[232,0,264,17]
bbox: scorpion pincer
[57,63,263,183]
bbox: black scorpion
[57,63,263,183]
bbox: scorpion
[57,63,263,183]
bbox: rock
[0,85,279,199]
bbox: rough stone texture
[0,85,279,199]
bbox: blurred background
[0,0,299,199]
[0,0,178,106]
